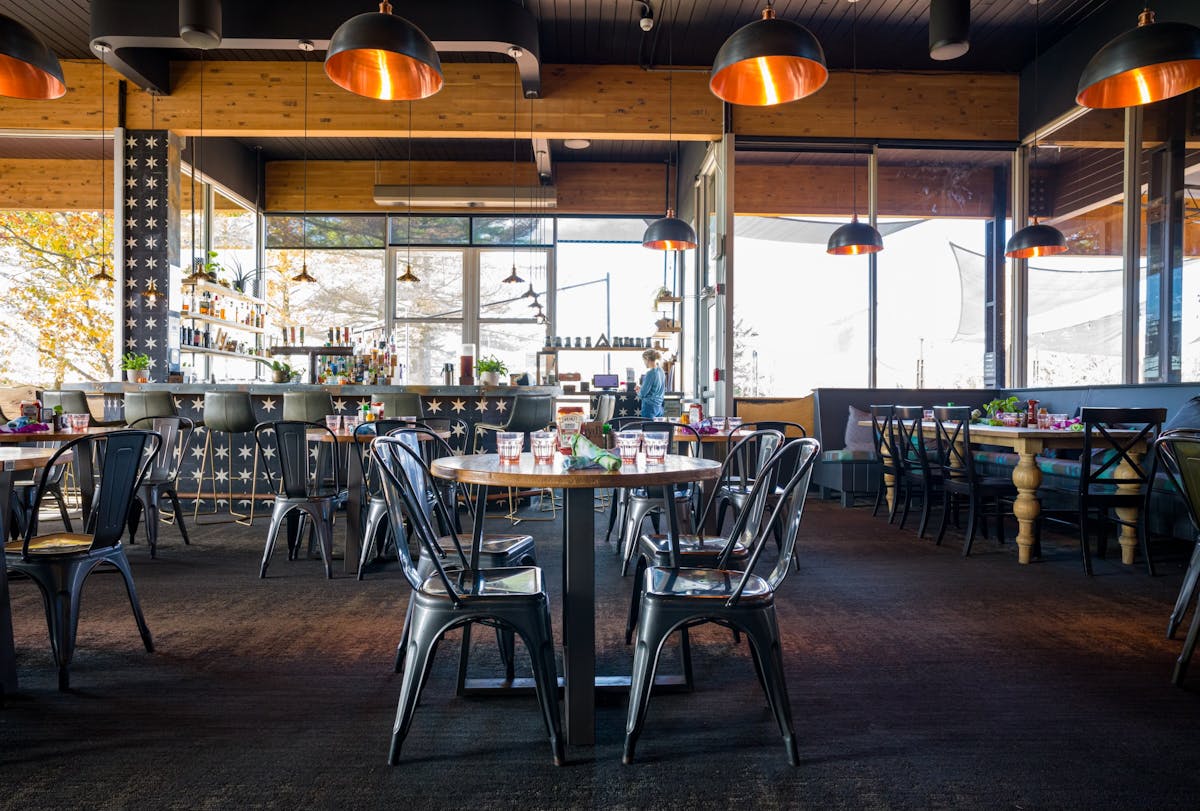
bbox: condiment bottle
[1026,399,1039,427]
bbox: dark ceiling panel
[240,137,535,163]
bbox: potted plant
[269,360,297,384]
[120,352,151,383]
[475,355,507,386]
[979,395,1020,426]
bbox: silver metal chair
[623,437,820,766]
[1148,430,1200,685]
[127,416,195,557]
[373,436,564,766]
[617,421,701,575]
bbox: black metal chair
[617,421,701,576]
[372,436,564,766]
[9,440,72,541]
[870,405,900,521]
[894,405,942,539]
[255,420,348,579]
[933,406,1016,556]
[1152,430,1200,685]
[625,428,785,645]
[623,437,821,766]
[126,416,195,558]
[1040,407,1165,575]
[604,415,651,545]
[4,430,160,689]
[713,422,798,534]
[352,419,420,578]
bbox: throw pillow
[844,405,875,452]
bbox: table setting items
[564,432,622,471]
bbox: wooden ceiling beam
[1,61,1018,144]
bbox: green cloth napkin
[564,432,622,471]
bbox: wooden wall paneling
[0,158,109,210]
[733,72,1019,142]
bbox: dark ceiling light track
[1076,7,1200,109]
[88,0,541,98]
[0,12,66,99]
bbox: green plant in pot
[980,395,1019,425]
[475,355,507,386]
[270,360,298,384]
[120,352,151,383]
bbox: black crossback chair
[894,405,942,538]
[623,437,821,766]
[625,428,785,645]
[1152,430,1200,685]
[373,436,564,766]
[1041,407,1165,576]
[712,423,799,534]
[255,420,348,579]
[933,407,1017,556]
[618,421,701,576]
[870,405,901,521]
[126,416,195,557]
[5,430,160,690]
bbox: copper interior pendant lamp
[0,13,65,100]
[325,1,443,101]
[90,45,114,282]
[709,0,827,107]
[503,75,525,285]
[1006,0,1067,260]
[1076,6,1200,109]
[827,0,883,256]
[292,42,317,284]
[397,102,420,284]
[643,4,697,251]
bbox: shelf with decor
[187,278,267,307]
[186,313,265,334]
[180,347,272,363]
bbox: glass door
[390,247,466,384]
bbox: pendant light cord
[667,0,674,216]
[302,55,309,268]
[851,0,859,217]
[513,70,519,264]
[406,100,412,267]
[99,54,106,275]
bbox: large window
[876,148,1010,389]
[393,248,465,384]
[732,151,870,395]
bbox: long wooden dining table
[430,451,721,747]
[863,420,1148,566]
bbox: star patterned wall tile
[120,129,172,379]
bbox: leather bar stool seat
[124,391,178,426]
[282,391,335,423]
[41,390,123,427]
[195,392,259,524]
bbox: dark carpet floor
[2,497,1199,810]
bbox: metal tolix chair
[126,416,195,557]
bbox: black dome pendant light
[828,0,882,256]
[1006,0,1067,260]
[90,49,114,282]
[710,0,827,106]
[503,74,525,284]
[1076,7,1200,109]
[0,13,65,100]
[292,42,317,283]
[644,4,697,252]
[325,1,443,101]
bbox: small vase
[125,369,139,383]
[272,370,288,383]
[480,371,500,386]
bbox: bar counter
[68,382,562,398]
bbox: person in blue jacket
[638,348,665,418]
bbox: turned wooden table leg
[1115,451,1144,566]
[1012,450,1042,564]
[881,446,896,512]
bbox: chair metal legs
[260,499,335,579]
[619,495,693,576]
[12,547,153,690]
[388,595,564,766]
[357,497,394,580]
[1168,538,1200,639]
[193,430,259,526]
[128,484,192,558]
[623,597,796,766]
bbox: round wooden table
[0,447,76,696]
[431,451,721,748]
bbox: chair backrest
[720,425,784,495]
[124,391,178,425]
[352,419,412,499]
[255,420,343,499]
[505,394,556,432]
[699,429,783,548]
[129,416,194,484]
[893,405,933,475]
[1153,429,1200,537]
[869,405,898,463]
[739,420,807,438]
[24,430,160,555]
[932,406,976,487]
[42,390,93,422]
[727,437,821,605]
[1079,407,1166,493]
[631,420,699,458]
[372,435,468,602]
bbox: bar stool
[369,392,423,419]
[282,391,335,423]
[41,390,123,426]
[124,391,178,425]
[194,391,259,525]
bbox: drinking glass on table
[922,409,935,422]
[343,414,361,434]
[616,430,642,463]
[710,416,726,432]
[497,431,524,462]
[727,416,743,432]
[67,413,89,432]
[324,414,342,433]
[531,430,556,463]
[643,431,669,463]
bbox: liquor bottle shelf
[185,313,265,334]
[187,278,268,306]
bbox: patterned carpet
[1,497,1199,809]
